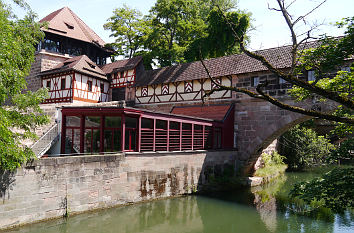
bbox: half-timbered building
[101,56,145,102]
[135,60,232,105]
[27,7,353,158]
[40,55,109,104]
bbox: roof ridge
[39,7,64,23]
[67,7,105,45]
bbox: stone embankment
[0,151,236,230]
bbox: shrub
[279,125,335,171]
[254,151,287,177]
[329,137,354,164]
[290,167,354,212]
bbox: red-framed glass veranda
[60,106,228,155]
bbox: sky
[7,0,354,50]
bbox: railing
[30,124,59,157]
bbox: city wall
[0,151,236,230]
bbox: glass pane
[66,116,80,127]
[141,118,153,129]
[105,116,121,128]
[125,117,137,128]
[85,116,100,128]
[64,128,80,154]
[84,129,100,153]
[104,130,112,152]
[104,129,122,152]
[113,130,122,151]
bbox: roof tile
[40,7,106,47]
[100,56,143,74]
[137,41,318,86]
[40,55,107,79]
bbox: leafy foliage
[329,138,354,164]
[254,151,287,177]
[288,17,354,128]
[290,167,354,212]
[279,125,335,171]
[184,8,250,62]
[104,0,250,67]
[0,0,49,170]
[103,4,147,59]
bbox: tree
[104,0,250,67]
[144,0,206,67]
[0,0,49,171]
[185,8,250,62]
[204,0,353,125]
[104,5,147,59]
[279,125,335,171]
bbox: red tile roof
[137,41,319,86]
[39,7,106,47]
[40,55,107,80]
[171,104,233,121]
[100,56,143,74]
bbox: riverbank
[4,167,352,233]
[0,151,236,230]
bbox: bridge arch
[234,99,314,175]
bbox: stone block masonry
[0,151,236,230]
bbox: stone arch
[242,114,312,175]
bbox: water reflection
[4,170,354,233]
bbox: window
[252,77,260,87]
[308,70,315,81]
[100,83,105,93]
[87,81,92,92]
[61,78,66,90]
[46,80,51,89]
[120,71,124,78]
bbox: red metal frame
[60,107,230,154]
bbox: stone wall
[0,151,236,230]
[25,51,70,93]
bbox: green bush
[290,167,354,212]
[280,125,335,171]
[329,137,354,164]
[254,151,287,177]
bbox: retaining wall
[0,151,236,230]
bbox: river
[4,167,354,233]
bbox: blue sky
[8,0,353,50]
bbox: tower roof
[39,7,106,47]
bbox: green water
[5,167,354,233]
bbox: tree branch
[214,3,354,111]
